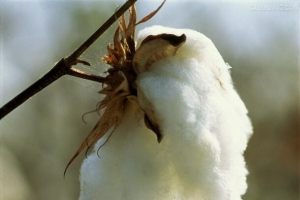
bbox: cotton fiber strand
[79,26,252,200]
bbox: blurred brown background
[0,1,299,200]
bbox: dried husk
[65,0,187,174]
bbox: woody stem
[0,0,137,120]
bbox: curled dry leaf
[133,34,186,142]
[133,33,186,74]
[65,0,187,174]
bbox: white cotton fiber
[79,26,252,200]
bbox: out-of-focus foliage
[0,1,299,200]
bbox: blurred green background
[0,1,299,200]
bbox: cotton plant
[66,5,252,200]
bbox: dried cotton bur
[69,2,252,200]
[64,1,169,171]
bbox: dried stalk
[0,0,137,120]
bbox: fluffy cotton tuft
[79,26,252,200]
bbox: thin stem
[0,0,137,120]
[69,68,107,83]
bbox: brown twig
[0,0,137,120]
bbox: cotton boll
[79,26,252,200]
[136,26,252,199]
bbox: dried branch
[0,0,137,120]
